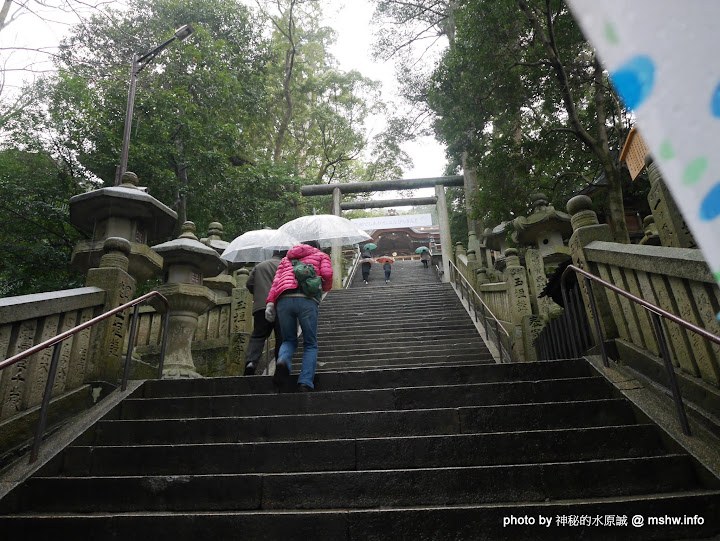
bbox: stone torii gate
[301,176,464,286]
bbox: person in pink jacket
[265,241,333,391]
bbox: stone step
[350,277,441,287]
[47,424,666,477]
[3,491,719,540]
[319,295,461,309]
[326,295,452,305]
[113,376,614,420]
[317,311,471,327]
[330,275,452,296]
[318,311,470,326]
[322,293,457,306]
[72,398,649,446]
[136,359,593,398]
[312,337,489,355]
[0,455,699,513]
[314,326,486,345]
[310,347,493,364]
[313,355,495,372]
[309,344,488,360]
[309,335,489,354]
[315,319,479,338]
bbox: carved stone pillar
[567,195,618,342]
[229,268,253,372]
[646,155,698,249]
[503,248,533,362]
[467,230,482,259]
[466,250,480,289]
[84,237,136,383]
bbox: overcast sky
[324,1,447,184]
[0,0,448,188]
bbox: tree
[430,0,633,240]
[257,0,403,185]
[4,0,305,236]
[0,148,85,296]
[374,0,634,241]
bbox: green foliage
[372,0,633,235]
[0,150,85,296]
[446,186,469,247]
[342,209,387,220]
[0,0,413,296]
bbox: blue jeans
[276,296,319,388]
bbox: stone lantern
[512,193,572,267]
[68,171,177,282]
[200,221,235,298]
[150,221,227,378]
[483,222,511,273]
[201,221,230,255]
[512,193,572,316]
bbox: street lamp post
[116,23,195,185]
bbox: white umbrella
[221,229,300,263]
[278,214,372,248]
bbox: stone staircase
[1,260,719,539]
[298,259,491,373]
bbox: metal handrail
[344,248,361,289]
[0,290,170,462]
[447,260,513,363]
[560,264,720,437]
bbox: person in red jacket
[265,241,333,391]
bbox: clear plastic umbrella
[221,229,300,263]
[278,214,372,248]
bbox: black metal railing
[447,260,513,363]
[560,264,720,437]
[0,290,170,462]
[534,280,594,361]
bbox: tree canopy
[0,0,411,295]
[372,0,640,240]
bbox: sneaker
[243,362,256,376]
[273,360,290,388]
[364,280,368,284]
[297,383,314,392]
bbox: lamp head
[174,24,194,41]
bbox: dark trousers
[245,310,282,366]
[422,260,429,268]
[384,269,391,280]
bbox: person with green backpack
[264,241,333,392]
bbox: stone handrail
[454,253,512,324]
[476,282,512,325]
[343,249,361,289]
[0,287,106,421]
[456,254,471,283]
[583,240,720,388]
[128,298,233,349]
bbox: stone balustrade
[0,287,109,458]
[564,194,720,425]
[582,240,720,386]
[476,282,512,324]
[0,287,107,421]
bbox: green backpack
[291,259,323,298]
